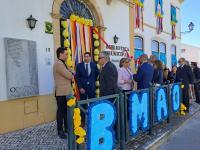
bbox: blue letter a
[155,88,168,122]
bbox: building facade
[181,43,200,65]
[134,0,183,68]
[0,0,183,133]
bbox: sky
[181,0,200,47]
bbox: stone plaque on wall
[4,38,39,99]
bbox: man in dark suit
[176,58,194,112]
[76,52,99,100]
[133,54,154,90]
[191,62,200,104]
[99,51,118,96]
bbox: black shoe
[58,131,67,139]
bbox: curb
[144,103,200,150]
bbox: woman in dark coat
[152,60,164,85]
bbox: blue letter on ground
[171,84,181,112]
[87,100,116,150]
[129,90,149,137]
[155,88,168,122]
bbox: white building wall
[181,44,200,66]
[0,0,54,101]
[135,0,182,68]
[96,0,130,67]
[0,0,130,101]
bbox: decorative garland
[179,84,187,115]
[92,28,100,97]
[171,5,178,40]
[133,0,144,31]
[67,97,87,144]
[155,0,163,34]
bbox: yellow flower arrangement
[171,21,176,26]
[94,40,100,47]
[95,81,100,87]
[179,103,187,116]
[96,89,100,95]
[97,64,100,70]
[73,108,86,144]
[74,108,81,115]
[94,48,100,55]
[64,39,70,47]
[88,19,93,26]
[76,137,85,144]
[157,12,163,18]
[61,21,67,28]
[74,127,86,136]
[66,58,73,67]
[79,17,85,24]
[62,30,69,38]
[94,55,99,62]
[84,19,93,26]
[67,48,72,55]
[70,14,79,22]
[93,34,99,40]
[67,97,76,107]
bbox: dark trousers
[56,96,67,133]
[194,83,200,102]
[80,85,95,100]
[182,84,190,112]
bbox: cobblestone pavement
[0,101,199,150]
[0,122,67,150]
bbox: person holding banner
[53,47,74,139]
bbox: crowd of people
[53,47,200,139]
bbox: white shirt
[84,62,91,76]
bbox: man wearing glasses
[76,52,99,100]
[98,51,119,96]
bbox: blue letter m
[129,90,150,137]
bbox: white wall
[0,0,130,101]
[96,0,130,67]
[0,0,54,101]
[134,0,182,68]
[181,44,200,66]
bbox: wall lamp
[181,22,194,34]
[113,35,119,44]
[26,15,37,30]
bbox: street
[158,111,200,150]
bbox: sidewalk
[0,102,200,150]
[157,111,200,150]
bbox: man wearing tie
[76,52,99,100]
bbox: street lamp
[181,22,194,34]
[26,15,37,30]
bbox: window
[135,36,143,50]
[134,36,144,60]
[151,40,159,59]
[160,42,167,64]
[151,40,159,52]
[171,45,176,55]
[151,40,167,64]
[171,45,177,66]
